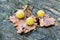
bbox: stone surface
[0,0,60,40]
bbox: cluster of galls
[9,5,56,34]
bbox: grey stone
[0,0,60,40]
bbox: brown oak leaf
[9,5,37,33]
[39,14,56,27]
[9,15,37,33]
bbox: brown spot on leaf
[9,15,19,23]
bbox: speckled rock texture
[0,0,60,40]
